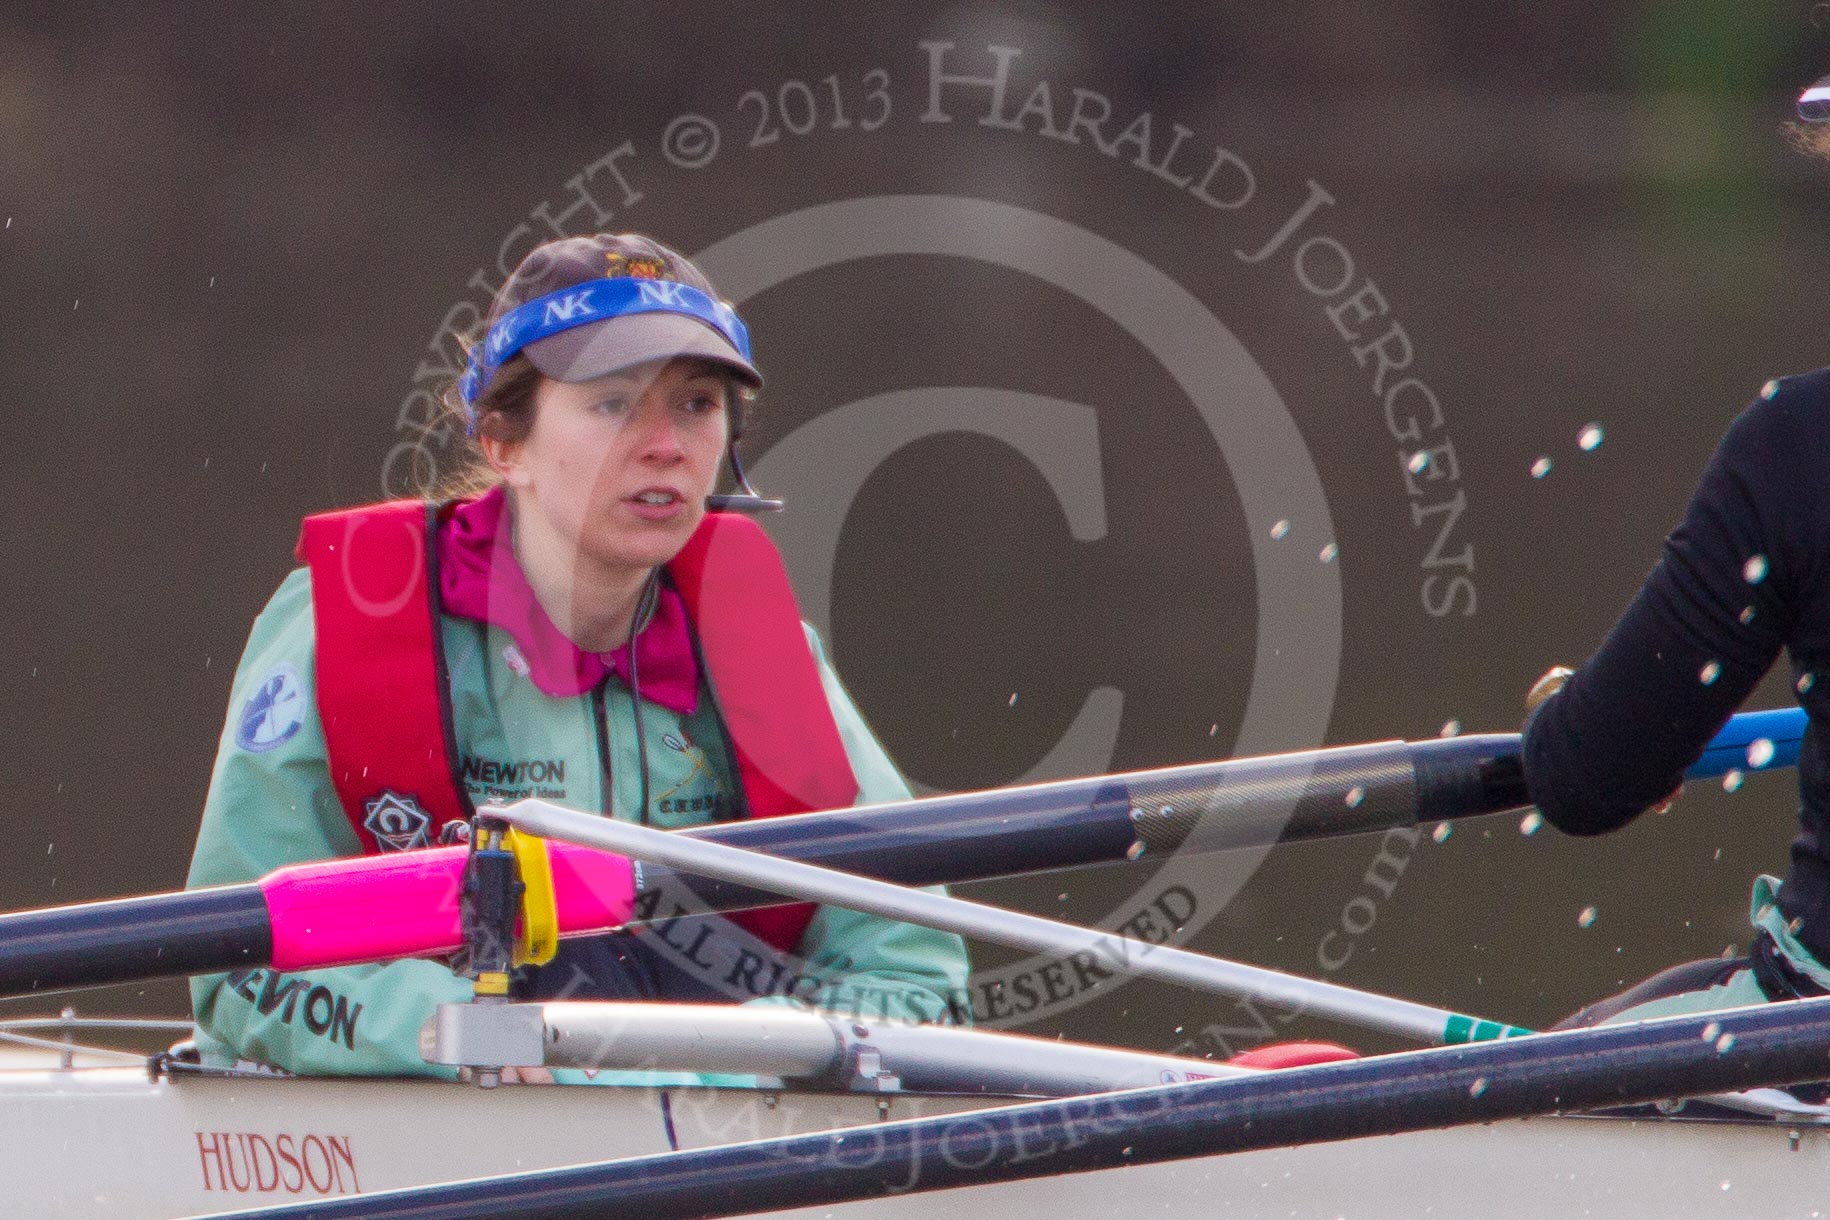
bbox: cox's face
[506,357,732,574]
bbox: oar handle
[1686,706,1807,779]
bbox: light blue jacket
[187,566,970,1078]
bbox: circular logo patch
[235,663,305,753]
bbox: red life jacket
[293,499,860,954]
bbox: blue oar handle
[1686,706,1808,779]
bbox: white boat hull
[4,1063,1823,1218]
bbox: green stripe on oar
[1442,1015,1534,1044]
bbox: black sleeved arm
[1522,376,1827,835]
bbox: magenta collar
[436,486,700,711]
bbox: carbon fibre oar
[505,799,1527,1045]
[512,798,1821,1120]
[656,706,1804,910]
[0,707,1801,1000]
[206,995,1830,1220]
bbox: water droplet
[1468,1076,1489,1098]
[1716,1033,1736,1053]
[1723,769,1745,793]
[1407,451,1431,474]
[1269,519,1291,540]
[1007,692,1018,707]
[1720,1179,1732,1191]
[1125,841,1146,861]
[1799,673,1817,695]
[1344,786,1365,808]
[1432,823,1453,843]
[1530,457,1553,479]
[1057,892,1069,902]
[4,217,11,229]
[1790,916,1806,936]
[209,275,217,287]
[1577,423,1605,451]
[1748,738,1776,769]
[1744,555,1769,585]
[1702,1021,1721,1041]
[1715,847,1723,860]
[1739,606,1756,625]
[1519,812,1544,836]
[1699,661,1721,685]
[1762,379,1782,400]
[1578,905,1599,928]
[1440,719,1461,738]
[1208,723,1219,737]
[1318,543,1338,563]
[72,299,79,310]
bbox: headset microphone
[706,441,783,513]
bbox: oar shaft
[498,802,1509,1046]
[0,885,271,998]
[658,707,1804,909]
[655,735,1522,914]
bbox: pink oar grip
[262,842,636,972]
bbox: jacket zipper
[591,682,614,817]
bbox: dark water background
[3,1,1827,1057]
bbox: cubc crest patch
[236,663,304,753]
[363,791,432,852]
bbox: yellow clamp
[503,828,559,967]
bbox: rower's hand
[499,1065,555,1084]
[1524,664,1678,815]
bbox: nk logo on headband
[541,289,598,326]
[634,280,689,309]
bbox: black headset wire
[627,569,661,826]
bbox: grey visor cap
[522,312,763,389]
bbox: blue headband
[459,276,753,415]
